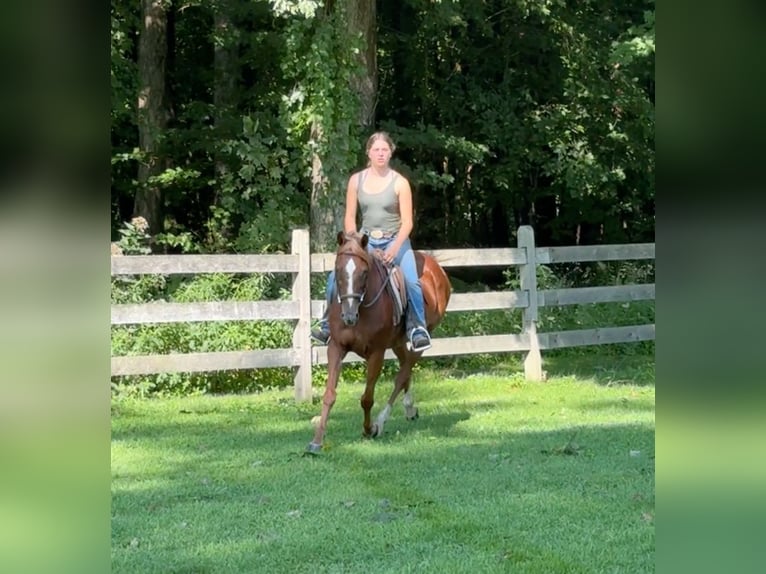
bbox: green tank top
[357,169,401,235]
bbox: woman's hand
[383,246,398,265]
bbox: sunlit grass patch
[112,353,654,574]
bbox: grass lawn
[111,351,654,573]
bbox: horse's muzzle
[338,292,363,326]
[341,311,359,326]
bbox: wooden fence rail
[111,226,655,401]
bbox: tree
[213,0,239,178]
[298,1,366,251]
[111,0,654,254]
[134,0,171,236]
[346,0,377,129]
[309,1,376,250]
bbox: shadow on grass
[424,348,654,389]
[111,401,473,463]
[543,348,654,387]
[575,398,656,413]
[112,355,655,573]
[112,417,654,574]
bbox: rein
[361,261,391,308]
[335,250,392,308]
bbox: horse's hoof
[305,442,322,455]
[406,408,419,421]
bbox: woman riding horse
[311,132,432,352]
[307,231,451,454]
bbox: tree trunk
[213,3,238,182]
[309,121,343,251]
[134,0,170,236]
[346,0,377,129]
[310,1,377,251]
[212,1,239,248]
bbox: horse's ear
[337,231,345,245]
[360,233,368,250]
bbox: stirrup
[311,325,331,345]
[409,326,431,352]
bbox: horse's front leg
[361,350,385,438]
[307,342,346,454]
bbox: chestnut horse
[306,231,451,454]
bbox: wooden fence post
[517,225,544,381]
[291,228,313,401]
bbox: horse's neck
[365,259,388,296]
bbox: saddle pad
[388,266,407,324]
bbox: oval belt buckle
[370,229,383,239]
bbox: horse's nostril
[342,314,358,326]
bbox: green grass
[112,351,654,573]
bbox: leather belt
[368,229,394,239]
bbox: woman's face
[367,139,392,168]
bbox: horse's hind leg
[374,346,418,436]
[403,382,419,420]
[399,350,419,420]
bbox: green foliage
[147,166,202,188]
[270,0,321,18]
[214,115,308,253]
[279,3,365,248]
[375,0,654,246]
[110,1,137,126]
[112,261,653,398]
[112,0,654,251]
[110,1,654,392]
[111,273,295,398]
[610,7,655,68]
[154,227,198,254]
[423,262,653,373]
[503,261,655,357]
[114,217,152,255]
[111,274,167,305]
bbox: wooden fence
[111,226,655,401]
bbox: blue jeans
[322,236,427,331]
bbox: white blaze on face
[342,257,357,299]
